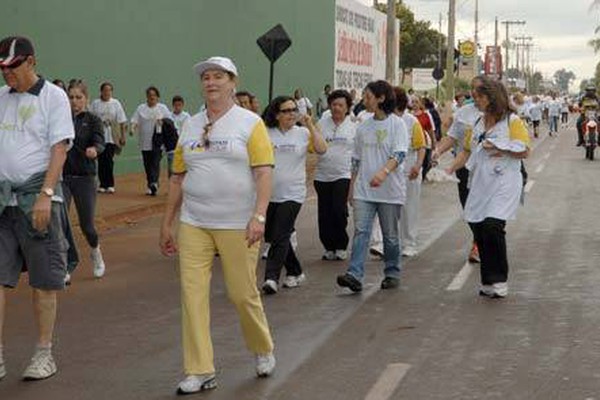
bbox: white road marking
[524,179,535,193]
[365,363,412,400]
[535,163,545,174]
[446,262,474,291]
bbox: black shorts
[0,203,68,290]
[532,120,540,128]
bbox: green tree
[553,69,576,93]
[589,1,600,52]
[375,2,446,83]
[527,71,544,94]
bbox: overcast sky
[359,0,599,89]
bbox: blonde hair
[68,79,89,98]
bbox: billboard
[411,68,437,91]
[334,0,398,92]
[484,46,503,78]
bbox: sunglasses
[203,122,213,149]
[279,107,298,114]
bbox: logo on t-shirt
[375,129,388,144]
[19,104,36,126]
[274,143,297,153]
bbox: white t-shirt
[400,112,426,175]
[89,98,127,144]
[0,79,74,184]
[296,97,313,116]
[464,114,530,223]
[548,100,561,117]
[269,126,310,203]
[172,105,274,229]
[352,114,409,204]
[130,102,170,151]
[448,103,481,153]
[171,110,191,133]
[315,115,357,182]
[357,110,374,122]
[529,103,542,121]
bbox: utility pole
[473,0,479,76]
[501,20,525,77]
[494,17,499,49]
[446,0,456,99]
[514,36,532,78]
[522,42,534,91]
[385,0,397,84]
[437,12,443,99]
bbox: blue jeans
[549,116,559,133]
[346,200,402,281]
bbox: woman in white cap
[160,56,276,394]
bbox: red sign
[484,46,503,78]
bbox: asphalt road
[3,124,599,400]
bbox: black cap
[0,36,35,68]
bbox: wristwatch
[253,213,266,224]
[40,187,54,198]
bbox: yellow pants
[178,223,274,375]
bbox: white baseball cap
[193,56,238,77]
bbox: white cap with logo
[193,56,238,77]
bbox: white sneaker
[261,279,278,295]
[97,187,107,193]
[22,348,56,381]
[64,273,71,286]
[290,231,298,251]
[491,282,508,298]
[91,247,106,278]
[283,273,306,288]
[261,243,271,260]
[255,353,276,377]
[176,374,217,394]
[479,283,508,298]
[369,244,384,258]
[335,250,348,260]
[106,187,115,194]
[322,251,335,260]
[402,247,418,257]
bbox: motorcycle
[584,115,598,160]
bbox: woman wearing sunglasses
[160,57,276,394]
[261,96,327,294]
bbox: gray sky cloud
[360,0,599,89]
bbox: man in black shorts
[0,36,74,381]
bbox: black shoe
[336,273,362,292]
[150,183,158,196]
[380,277,400,290]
